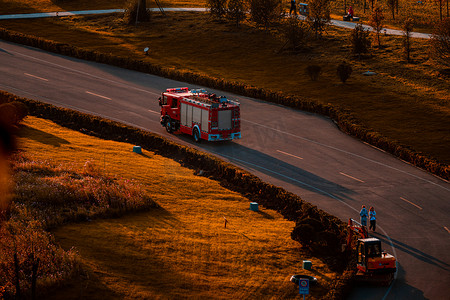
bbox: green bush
[306,65,322,81]
[349,23,371,56]
[291,223,316,245]
[337,61,352,83]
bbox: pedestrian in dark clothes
[369,206,376,231]
[290,0,297,15]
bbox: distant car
[290,275,318,286]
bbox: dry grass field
[15,116,337,299]
[1,6,449,166]
[1,1,449,168]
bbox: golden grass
[2,10,449,165]
[17,116,336,299]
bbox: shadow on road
[176,136,357,204]
[348,263,427,300]
[371,231,450,271]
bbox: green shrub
[306,65,322,81]
[337,61,352,83]
[0,103,16,128]
[10,101,28,123]
[349,23,371,56]
[291,223,316,245]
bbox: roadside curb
[0,27,448,181]
[1,89,355,299]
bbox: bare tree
[124,0,150,25]
[207,0,228,20]
[249,0,283,29]
[386,0,398,19]
[227,0,247,26]
[430,18,450,67]
[281,16,310,52]
[307,0,331,38]
[402,18,414,62]
[369,6,384,47]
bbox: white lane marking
[214,150,399,296]
[277,150,303,160]
[400,197,423,210]
[10,49,160,96]
[148,109,159,114]
[5,78,399,299]
[24,72,48,81]
[444,227,450,234]
[339,172,365,183]
[0,84,161,129]
[243,119,450,192]
[8,46,448,191]
[86,91,112,100]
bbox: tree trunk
[14,253,20,299]
[137,0,149,22]
[31,258,40,300]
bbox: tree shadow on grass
[20,124,70,147]
[255,209,275,220]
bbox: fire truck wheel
[193,128,201,143]
[165,118,173,133]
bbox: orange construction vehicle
[347,218,397,285]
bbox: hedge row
[0,90,354,298]
[0,27,448,180]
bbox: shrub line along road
[0,8,433,39]
[0,10,447,300]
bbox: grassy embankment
[0,0,449,168]
[6,116,336,299]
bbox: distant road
[0,8,432,39]
[0,37,448,299]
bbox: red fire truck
[159,87,241,142]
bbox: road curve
[0,40,449,299]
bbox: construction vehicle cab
[357,238,396,274]
[348,219,397,285]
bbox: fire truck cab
[159,87,241,142]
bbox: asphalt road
[0,9,432,39]
[1,40,449,299]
